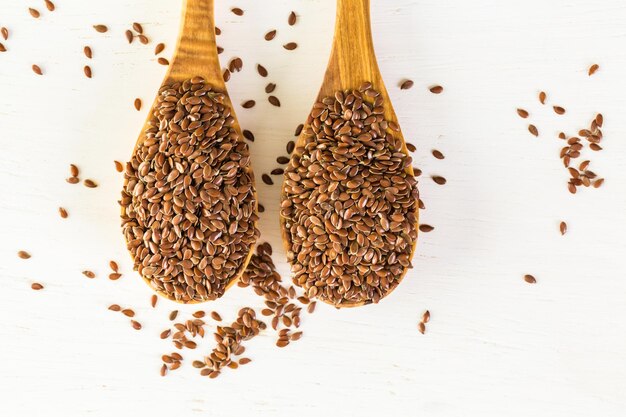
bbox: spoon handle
[168,0,222,85]
[323,0,380,91]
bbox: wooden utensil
[280,0,418,308]
[122,0,257,303]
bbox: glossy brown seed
[418,322,425,334]
[589,143,602,151]
[553,106,565,115]
[160,364,167,376]
[83,46,92,59]
[160,329,171,339]
[151,294,158,308]
[217,46,223,54]
[265,30,277,41]
[157,57,169,66]
[83,179,97,188]
[242,100,255,108]
[406,143,416,152]
[122,309,135,317]
[539,91,546,104]
[154,43,165,55]
[192,311,205,318]
[400,80,414,90]
[231,7,244,16]
[108,304,121,311]
[229,57,243,72]
[82,270,95,278]
[595,113,603,127]
[138,35,149,44]
[29,8,41,18]
[114,161,124,172]
[84,66,92,78]
[242,129,254,142]
[45,1,55,11]
[568,182,577,194]
[222,69,230,82]
[429,85,443,94]
[288,11,297,25]
[559,221,567,235]
[286,141,295,154]
[31,283,44,290]
[558,132,566,139]
[210,311,222,321]
[215,27,221,35]
[0,43,5,53]
[307,301,316,314]
[132,22,143,34]
[133,98,141,111]
[239,358,252,365]
[93,25,108,33]
[268,96,281,107]
[524,274,536,284]
[276,156,290,164]
[294,124,304,136]
[265,83,276,93]
[131,320,142,330]
[419,224,434,232]
[17,251,31,259]
[262,174,273,185]
[276,339,289,348]
[283,42,298,50]
[125,30,133,43]
[422,310,430,323]
[257,64,268,77]
[516,108,529,118]
[169,310,178,321]
[528,124,538,137]
[588,64,599,76]
[432,149,444,160]
[32,65,43,75]
[593,178,604,188]
[1,27,8,41]
[58,207,68,219]
[271,168,284,175]
[258,204,265,213]
[432,176,447,185]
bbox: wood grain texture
[280,0,418,308]
[125,0,257,303]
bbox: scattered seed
[524,274,536,284]
[134,98,142,111]
[109,273,121,280]
[588,64,599,76]
[83,46,92,59]
[58,207,68,219]
[1,28,8,41]
[538,91,546,104]
[422,310,430,323]
[418,322,425,334]
[154,43,165,55]
[138,35,149,44]
[589,143,602,151]
[17,251,31,259]
[160,364,167,376]
[593,178,604,188]
[242,100,256,108]
[229,57,243,72]
[400,80,414,90]
[93,25,108,33]
[160,329,171,339]
[276,156,290,164]
[419,224,434,232]
[83,179,98,188]
[169,310,178,321]
[125,30,133,43]
[215,27,221,35]
[429,85,443,94]
[223,69,230,82]
[528,124,538,137]
[517,108,529,118]
[132,22,143,34]
[286,141,295,154]
[45,1,55,12]
[283,42,298,50]
[432,176,447,185]
[231,7,244,16]
[268,96,281,107]
[553,106,566,115]
[239,358,252,365]
[122,309,135,317]
[264,30,277,41]
[257,64,268,77]
[406,143,416,152]
[271,168,284,175]
[29,8,41,18]
[109,260,119,272]
[559,221,567,235]
[32,65,43,75]
[432,149,444,160]
[596,113,603,127]
[131,320,142,330]
[82,270,96,278]
[108,304,121,311]
[84,65,92,78]
[217,46,223,54]
[262,174,273,185]
[151,294,158,308]
[265,83,276,94]
[157,57,169,66]
[31,283,44,290]
[210,311,222,321]
[288,11,297,26]
[114,161,124,172]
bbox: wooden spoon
[280,0,418,308]
[121,0,257,303]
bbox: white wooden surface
[1,0,626,416]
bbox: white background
[1,0,625,416]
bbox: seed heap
[197,307,264,378]
[239,243,312,343]
[281,82,419,306]
[120,76,259,303]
